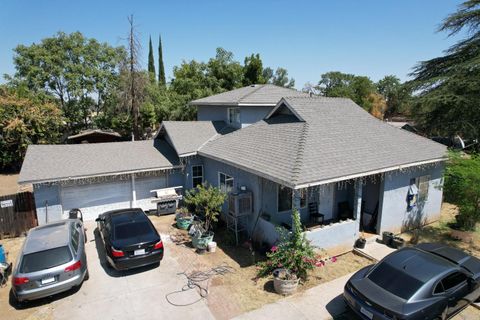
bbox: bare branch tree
[127,14,142,140]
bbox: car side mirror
[95,217,103,222]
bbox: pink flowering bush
[257,208,318,280]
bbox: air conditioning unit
[228,190,253,217]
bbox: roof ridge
[291,122,309,184]
[237,84,265,103]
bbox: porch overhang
[293,157,447,190]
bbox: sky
[0,0,466,89]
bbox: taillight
[13,277,29,286]
[154,241,164,250]
[65,260,82,272]
[111,247,125,257]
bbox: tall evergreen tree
[148,36,156,83]
[409,0,480,142]
[158,35,166,86]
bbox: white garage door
[61,180,132,221]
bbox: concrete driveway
[48,221,214,320]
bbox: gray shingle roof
[19,140,180,184]
[161,121,230,157]
[190,84,309,106]
[199,96,447,188]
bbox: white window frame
[218,172,234,193]
[228,107,241,126]
[192,165,203,187]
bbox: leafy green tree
[147,36,156,83]
[409,0,480,142]
[184,183,226,231]
[272,68,295,88]
[207,47,244,90]
[444,152,480,231]
[158,35,166,86]
[0,86,64,170]
[317,71,378,111]
[8,31,125,130]
[243,53,265,85]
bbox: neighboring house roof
[199,96,447,189]
[159,121,232,157]
[67,129,122,143]
[19,140,180,184]
[189,84,309,106]
[386,121,409,129]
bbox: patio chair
[308,202,324,225]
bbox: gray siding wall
[33,169,186,224]
[197,106,227,122]
[378,163,444,234]
[197,105,273,128]
[239,106,272,128]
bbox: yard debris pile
[165,263,235,307]
[169,230,191,246]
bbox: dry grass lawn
[150,214,372,320]
[400,203,480,257]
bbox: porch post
[131,173,137,207]
[353,179,362,220]
[292,188,302,226]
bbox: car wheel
[436,307,448,320]
[84,269,89,281]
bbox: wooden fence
[0,192,37,238]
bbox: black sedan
[96,208,164,270]
[344,243,480,320]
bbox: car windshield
[114,221,155,240]
[20,246,72,273]
[368,262,425,300]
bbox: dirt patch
[0,174,31,196]
[150,214,371,320]
[400,202,480,258]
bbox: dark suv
[95,209,164,270]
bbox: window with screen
[219,172,234,193]
[192,165,203,187]
[228,108,240,126]
[417,175,430,202]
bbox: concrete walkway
[234,273,354,320]
[355,240,396,261]
[235,242,397,320]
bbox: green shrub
[256,208,318,280]
[184,183,226,231]
[444,152,480,231]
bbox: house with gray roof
[19,84,447,254]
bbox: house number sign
[0,199,13,208]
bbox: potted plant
[184,183,226,249]
[175,207,194,230]
[256,208,318,295]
